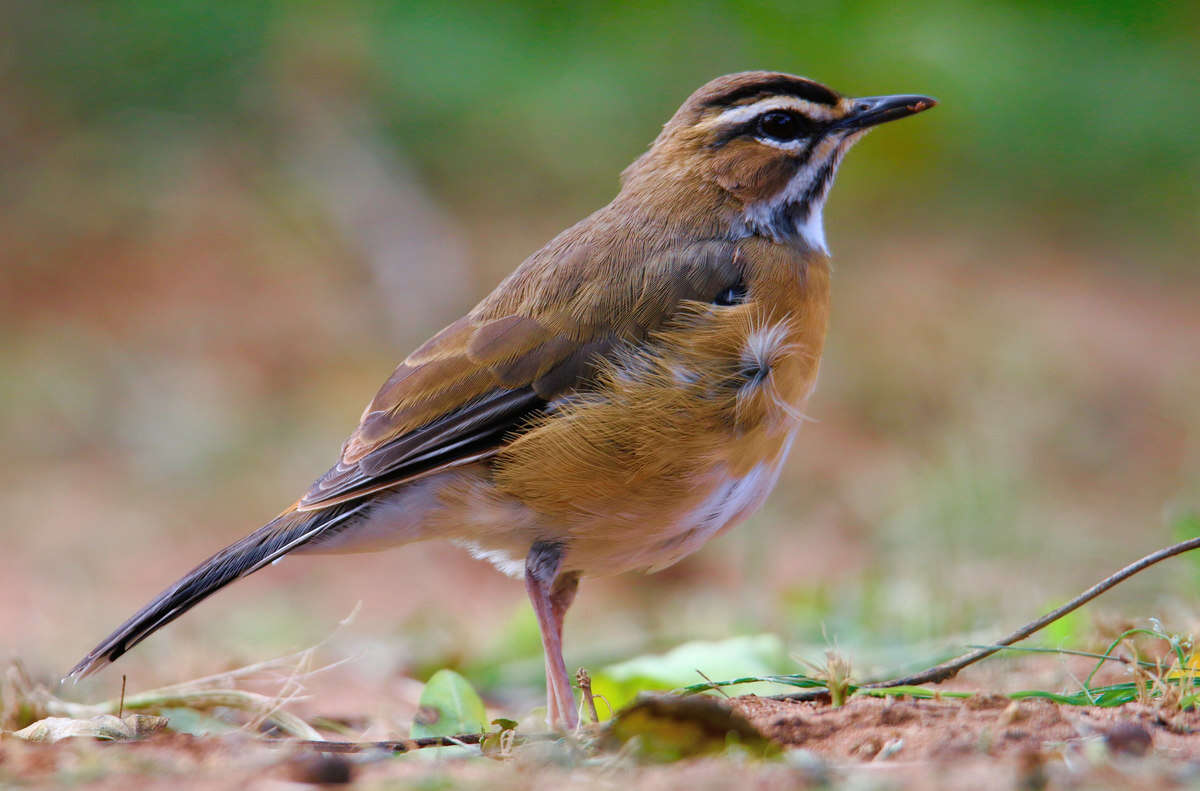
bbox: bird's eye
[713,282,747,306]
[757,111,803,142]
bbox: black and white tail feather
[67,501,369,681]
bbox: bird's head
[619,71,935,253]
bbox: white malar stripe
[737,132,863,253]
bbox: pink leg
[525,542,580,731]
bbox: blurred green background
[2,1,1197,725]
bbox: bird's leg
[548,571,580,724]
[524,541,580,731]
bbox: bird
[69,71,935,731]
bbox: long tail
[67,500,370,680]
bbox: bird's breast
[480,248,829,576]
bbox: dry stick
[118,675,127,719]
[289,732,559,754]
[295,734,483,753]
[695,669,731,700]
[778,535,1200,701]
[576,668,601,724]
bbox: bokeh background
[2,1,1198,727]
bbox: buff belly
[294,440,793,581]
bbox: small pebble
[286,754,355,785]
[1105,722,1152,757]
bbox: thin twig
[777,535,1200,700]
[576,668,600,724]
[118,675,126,719]
[297,734,482,752]
[694,669,731,699]
[964,644,1143,667]
[286,732,560,754]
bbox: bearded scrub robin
[70,72,935,730]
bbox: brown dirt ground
[6,695,1200,790]
[736,694,1200,787]
[733,694,1185,761]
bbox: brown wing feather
[298,235,745,511]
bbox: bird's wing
[297,238,744,510]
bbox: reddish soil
[6,696,1200,790]
[732,695,1200,789]
[734,694,1182,760]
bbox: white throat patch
[796,203,827,254]
[737,130,865,254]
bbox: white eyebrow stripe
[714,96,840,125]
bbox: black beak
[835,94,937,131]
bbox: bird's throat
[736,130,864,254]
[736,195,830,255]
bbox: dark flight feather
[68,501,369,679]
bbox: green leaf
[410,669,487,738]
[601,695,779,763]
[591,635,788,717]
[480,717,520,758]
[158,707,238,736]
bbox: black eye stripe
[710,111,819,149]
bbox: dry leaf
[12,714,167,743]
